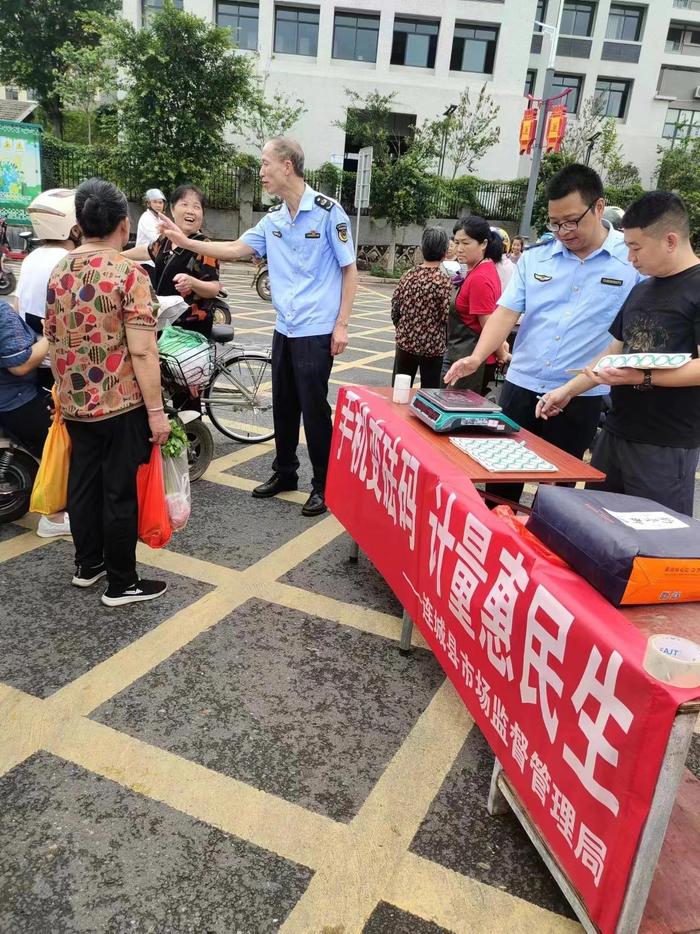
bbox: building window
[663,107,700,144]
[5,87,18,101]
[553,72,584,113]
[274,5,319,56]
[216,2,259,50]
[534,0,548,32]
[142,0,182,23]
[391,17,440,68]
[525,69,537,97]
[666,23,700,54]
[606,4,644,41]
[561,1,596,37]
[450,23,499,74]
[595,77,631,117]
[332,12,380,62]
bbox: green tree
[418,84,501,179]
[100,0,257,192]
[53,42,116,145]
[335,89,408,167]
[657,139,700,249]
[243,69,307,151]
[0,0,117,136]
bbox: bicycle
[160,323,274,480]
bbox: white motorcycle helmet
[27,188,79,242]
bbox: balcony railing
[673,0,700,11]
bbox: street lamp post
[519,0,566,237]
[439,104,457,178]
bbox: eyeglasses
[546,201,596,233]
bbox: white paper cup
[393,373,411,404]
[643,634,700,689]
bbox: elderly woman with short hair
[390,226,452,389]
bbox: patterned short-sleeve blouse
[391,265,451,356]
[45,249,157,421]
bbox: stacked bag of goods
[527,486,700,606]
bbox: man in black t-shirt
[537,191,700,515]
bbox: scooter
[252,259,271,302]
[0,429,38,523]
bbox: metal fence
[40,140,527,223]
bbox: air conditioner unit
[694,86,700,99]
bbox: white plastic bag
[162,450,191,531]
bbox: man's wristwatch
[634,369,653,391]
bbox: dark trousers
[0,392,51,459]
[66,406,151,590]
[271,330,334,493]
[487,380,602,505]
[393,347,443,389]
[590,428,700,516]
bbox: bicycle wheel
[204,351,275,443]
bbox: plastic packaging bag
[162,449,191,531]
[136,445,172,548]
[30,386,71,515]
[158,325,214,388]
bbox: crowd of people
[0,144,698,615]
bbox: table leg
[348,535,359,563]
[399,610,413,655]
[487,758,509,816]
[614,707,697,934]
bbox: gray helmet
[603,205,624,230]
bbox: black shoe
[301,490,327,517]
[101,579,168,608]
[72,562,107,588]
[252,473,298,498]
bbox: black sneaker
[101,579,168,608]
[72,563,107,588]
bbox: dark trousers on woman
[0,392,51,458]
[66,406,151,590]
[486,380,602,506]
[271,330,334,493]
[393,347,443,389]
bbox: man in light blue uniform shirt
[160,137,358,516]
[445,163,640,502]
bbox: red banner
[327,387,699,934]
[519,107,538,155]
[545,104,568,153]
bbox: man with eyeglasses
[445,163,640,504]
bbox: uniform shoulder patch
[336,223,349,243]
[267,202,283,213]
[314,195,334,212]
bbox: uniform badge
[600,277,623,286]
[336,223,349,243]
[305,229,321,239]
[272,230,282,238]
[533,273,552,282]
[314,195,333,211]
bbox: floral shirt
[391,265,451,356]
[45,250,157,421]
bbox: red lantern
[519,107,538,155]
[545,104,568,153]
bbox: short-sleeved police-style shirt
[241,185,355,338]
[499,222,641,396]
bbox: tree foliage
[335,90,408,167]
[242,70,307,151]
[560,95,641,189]
[0,0,117,134]
[657,139,700,249]
[418,84,501,179]
[53,42,116,145]
[99,0,257,192]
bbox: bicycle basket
[160,343,215,388]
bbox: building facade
[7,0,700,185]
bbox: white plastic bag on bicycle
[162,450,191,531]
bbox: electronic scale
[409,389,520,434]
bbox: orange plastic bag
[493,505,569,569]
[137,445,172,548]
[30,386,71,515]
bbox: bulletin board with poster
[0,120,42,226]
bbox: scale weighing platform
[409,388,520,434]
